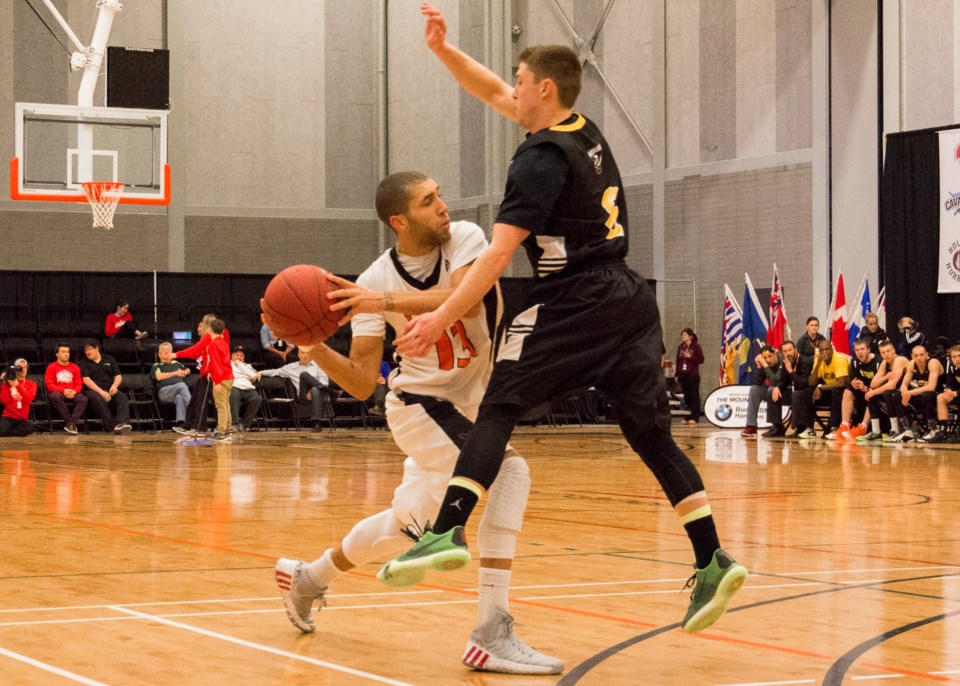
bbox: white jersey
[351,221,500,409]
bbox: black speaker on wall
[106,46,170,110]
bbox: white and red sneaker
[461,607,563,675]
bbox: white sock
[890,418,900,432]
[305,549,341,589]
[871,418,881,433]
[477,567,512,626]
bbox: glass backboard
[11,102,169,204]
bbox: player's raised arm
[395,222,527,358]
[420,3,517,122]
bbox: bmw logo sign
[715,404,732,421]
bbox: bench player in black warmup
[380,2,748,635]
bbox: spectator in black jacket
[778,339,814,438]
[741,345,782,438]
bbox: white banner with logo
[702,386,787,429]
[938,129,960,292]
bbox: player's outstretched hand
[326,273,380,324]
[421,3,447,52]
[395,312,444,358]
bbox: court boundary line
[109,606,414,685]
[556,571,960,686]
[0,644,106,685]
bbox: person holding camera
[0,359,37,437]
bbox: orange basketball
[261,264,344,345]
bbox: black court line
[557,571,960,685]
[822,608,960,683]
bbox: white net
[81,181,125,229]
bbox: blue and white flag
[847,273,871,351]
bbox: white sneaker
[461,607,563,675]
[114,424,133,434]
[275,558,326,633]
[172,425,192,436]
[891,429,914,443]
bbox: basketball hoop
[81,181,125,229]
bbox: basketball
[261,264,344,345]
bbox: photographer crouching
[0,359,37,437]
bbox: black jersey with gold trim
[908,361,932,389]
[499,113,628,280]
[942,360,960,391]
[850,354,880,386]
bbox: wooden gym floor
[0,425,957,685]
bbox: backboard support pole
[77,0,123,183]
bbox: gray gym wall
[0,0,958,396]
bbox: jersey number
[602,186,624,240]
[436,320,478,371]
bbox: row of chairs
[21,371,380,434]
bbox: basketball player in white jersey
[268,171,562,676]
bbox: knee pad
[478,453,530,559]
[340,509,419,566]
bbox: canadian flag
[828,269,850,354]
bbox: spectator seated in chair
[260,349,333,432]
[44,343,88,434]
[777,340,812,438]
[793,339,849,439]
[740,345,781,438]
[104,298,149,340]
[0,359,37,437]
[260,323,296,369]
[229,346,263,432]
[859,312,887,356]
[895,317,925,359]
[152,341,192,432]
[80,340,133,434]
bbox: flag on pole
[739,273,770,384]
[720,284,745,385]
[828,269,850,354]
[767,263,791,348]
[875,287,886,331]
[847,273,872,351]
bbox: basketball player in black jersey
[931,345,960,443]
[891,344,942,442]
[380,3,747,637]
[833,338,882,440]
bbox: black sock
[684,516,721,569]
[432,486,480,532]
[431,403,522,533]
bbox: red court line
[49,514,276,561]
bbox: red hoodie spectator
[1,360,37,436]
[176,329,231,377]
[104,299,148,339]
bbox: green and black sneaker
[681,549,748,633]
[377,524,471,587]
